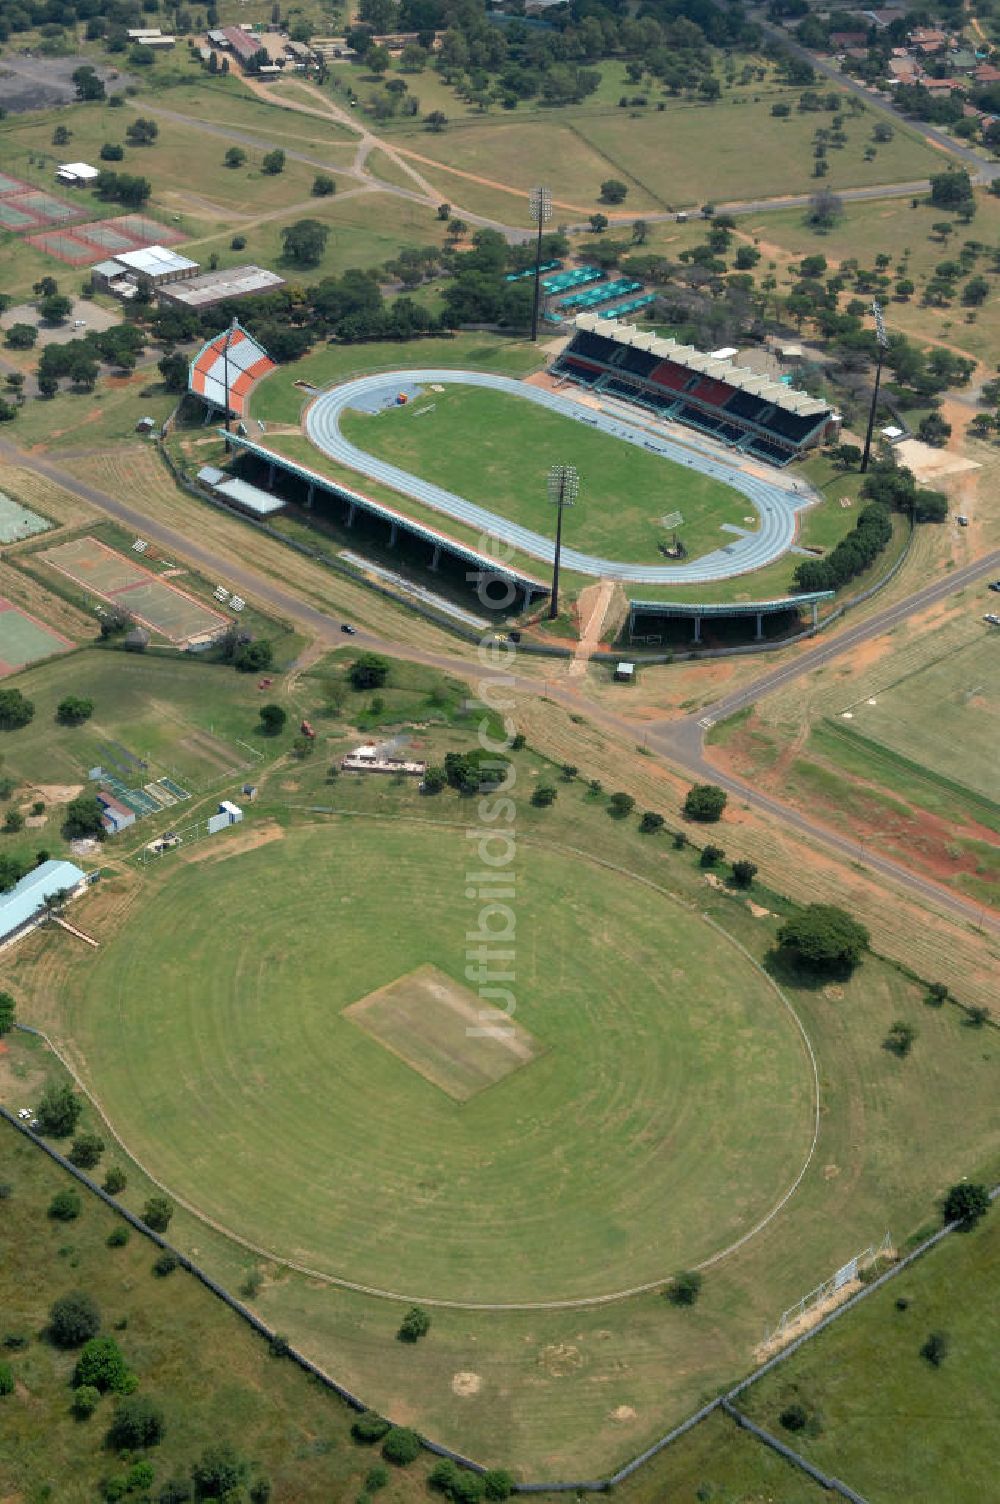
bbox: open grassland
[7,699,997,1474]
[741,1213,999,1504]
[249,332,545,426]
[339,383,750,563]
[10,375,178,455]
[0,1118,435,1504]
[65,819,815,1303]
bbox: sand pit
[894,438,981,484]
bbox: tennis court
[26,215,186,267]
[0,493,51,544]
[41,536,226,644]
[0,598,72,676]
[0,173,82,232]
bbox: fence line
[721,1401,870,1503]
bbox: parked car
[340,623,356,634]
[988,581,1000,593]
[957,515,969,526]
[983,614,1000,626]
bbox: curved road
[4,437,997,936]
[306,370,812,583]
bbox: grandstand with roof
[188,319,274,420]
[551,314,838,465]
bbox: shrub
[381,1427,421,1466]
[364,1463,390,1492]
[942,1182,990,1228]
[443,749,510,794]
[158,1477,192,1503]
[49,1188,82,1221]
[531,783,557,807]
[510,732,526,750]
[153,1251,178,1277]
[259,703,286,734]
[72,1383,101,1417]
[700,844,724,868]
[397,1305,430,1343]
[231,235,247,250]
[250,1481,271,1504]
[484,1469,515,1500]
[103,1166,127,1195]
[268,1331,290,1358]
[422,765,446,794]
[0,1361,13,1396]
[69,1132,105,1169]
[667,1270,702,1307]
[352,1411,391,1444]
[925,981,948,1005]
[239,1267,263,1299]
[50,1292,100,1347]
[107,1226,129,1248]
[127,1461,155,1491]
[233,640,273,673]
[885,1019,916,1057]
[107,1394,165,1449]
[607,791,635,818]
[731,859,758,888]
[639,811,664,834]
[921,1331,949,1367]
[349,653,390,690]
[191,1444,248,1497]
[74,1337,132,1393]
[683,784,727,822]
[429,1459,459,1493]
[56,696,94,725]
[142,1196,173,1233]
[0,990,14,1034]
[779,1402,808,1432]
[560,763,577,781]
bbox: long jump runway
[305,370,815,584]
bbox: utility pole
[547,464,579,620]
[861,298,889,474]
[529,185,552,343]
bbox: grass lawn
[0,1117,437,1504]
[64,818,815,1303]
[740,1213,999,1504]
[250,332,546,425]
[11,375,178,455]
[338,383,750,564]
[5,709,999,1475]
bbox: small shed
[614,661,635,683]
[57,161,100,186]
[219,800,243,824]
[97,791,136,834]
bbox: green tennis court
[0,600,71,675]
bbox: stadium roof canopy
[628,591,834,617]
[574,313,831,419]
[0,859,86,942]
[189,321,274,417]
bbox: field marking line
[42,808,822,1311]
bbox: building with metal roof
[0,860,87,946]
[198,466,286,517]
[158,264,286,311]
[56,161,100,185]
[188,321,275,418]
[91,246,200,299]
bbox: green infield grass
[66,818,816,1304]
[338,384,751,564]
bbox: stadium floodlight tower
[529,185,553,343]
[221,315,238,447]
[861,298,889,474]
[547,463,578,620]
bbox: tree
[5,323,37,350]
[700,844,724,868]
[425,111,448,132]
[0,689,34,729]
[192,1444,249,1497]
[49,1188,82,1221]
[261,149,286,175]
[607,791,635,818]
[72,1384,101,1418]
[885,1019,916,1057]
[233,640,273,673]
[531,783,557,807]
[962,275,989,307]
[920,1331,949,1367]
[142,1196,174,1233]
[367,44,391,75]
[107,1394,165,1449]
[224,146,247,169]
[352,1411,391,1444]
[125,117,158,146]
[942,1182,990,1228]
[350,653,390,690]
[49,1292,101,1348]
[56,696,94,726]
[280,218,330,266]
[36,1081,83,1137]
[600,178,628,204]
[422,765,446,794]
[805,189,843,231]
[158,352,188,392]
[929,170,974,214]
[62,793,105,840]
[588,212,609,234]
[639,810,664,834]
[683,784,727,822]
[484,1470,515,1501]
[73,1336,132,1393]
[667,1270,702,1306]
[382,1427,421,1465]
[779,1402,808,1431]
[103,1166,127,1195]
[0,990,14,1034]
[917,412,951,447]
[731,859,758,888]
[69,1132,105,1169]
[259,704,287,735]
[73,65,106,102]
[397,1305,430,1342]
[777,904,870,976]
[312,173,336,197]
[631,219,649,245]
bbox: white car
[17,1108,31,1120]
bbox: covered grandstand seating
[570,330,618,363]
[759,406,822,443]
[688,376,735,406]
[609,346,661,378]
[650,359,693,392]
[189,322,274,417]
[724,389,772,423]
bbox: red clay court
[26,213,187,267]
[40,536,227,645]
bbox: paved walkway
[305,370,815,583]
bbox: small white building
[219,800,243,824]
[57,161,100,186]
[614,661,635,683]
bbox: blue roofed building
[0,859,88,947]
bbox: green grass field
[67,818,815,1304]
[338,384,750,564]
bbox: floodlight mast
[529,185,553,343]
[222,316,237,450]
[547,463,578,620]
[861,299,889,474]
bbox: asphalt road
[5,437,997,934]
